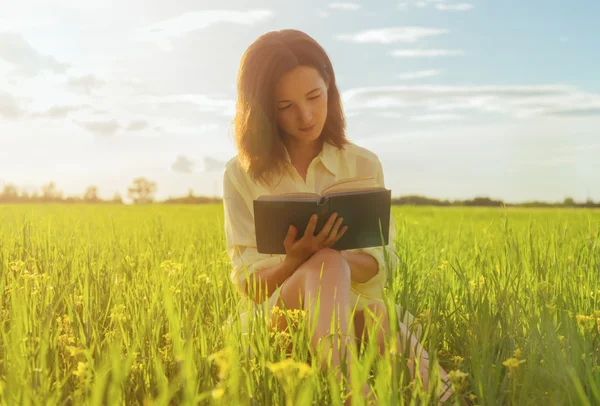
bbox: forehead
[275,66,324,98]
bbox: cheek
[276,111,295,130]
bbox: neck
[283,136,323,169]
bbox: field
[1,204,599,405]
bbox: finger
[317,212,338,242]
[284,225,297,249]
[324,216,344,245]
[304,214,318,237]
[332,225,348,244]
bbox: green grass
[0,204,599,405]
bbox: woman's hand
[284,212,348,265]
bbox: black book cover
[254,189,391,254]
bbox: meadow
[0,204,599,405]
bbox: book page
[324,186,386,197]
[321,176,379,196]
[256,192,320,201]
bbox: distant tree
[563,197,576,207]
[127,177,157,204]
[188,188,194,198]
[84,186,99,202]
[2,183,19,201]
[20,188,30,200]
[112,192,123,204]
[41,182,62,201]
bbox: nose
[298,105,313,124]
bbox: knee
[297,248,351,285]
[308,248,350,275]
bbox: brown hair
[232,29,349,187]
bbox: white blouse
[222,140,399,323]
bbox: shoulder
[222,156,246,193]
[341,141,381,165]
[340,141,382,176]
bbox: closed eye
[278,94,321,110]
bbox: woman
[223,29,452,404]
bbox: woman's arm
[341,250,379,283]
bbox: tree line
[0,178,598,208]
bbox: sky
[0,0,599,204]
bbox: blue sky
[0,0,598,203]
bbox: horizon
[1,0,599,203]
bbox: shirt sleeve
[222,166,285,297]
[345,157,399,296]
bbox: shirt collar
[283,140,338,176]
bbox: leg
[270,248,367,405]
[356,303,453,404]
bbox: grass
[0,204,599,405]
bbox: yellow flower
[576,314,594,325]
[212,388,225,399]
[208,348,232,380]
[513,348,521,359]
[502,357,524,372]
[451,355,464,364]
[266,358,312,380]
[447,369,468,383]
[160,260,183,275]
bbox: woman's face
[274,65,329,145]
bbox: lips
[299,124,315,131]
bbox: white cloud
[329,2,362,10]
[170,154,225,174]
[342,84,600,119]
[315,8,331,18]
[67,74,106,95]
[126,119,149,132]
[398,1,473,11]
[436,3,473,11]
[0,91,25,119]
[390,49,465,57]
[139,94,235,117]
[75,119,121,136]
[337,27,447,44]
[0,31,69,76]
[170,155,195,174]
[397,69,442,80]
[30,104,87,119]
[135,9,274,51]
[410,113,465,121]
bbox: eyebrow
[277,87,321,104]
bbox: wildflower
[266,358,313,380]
[72,361,91,387]
[125,255,136,268]
[513,348,521,359]
[208,347,232,381]
[502,357,524,373]
[451,355,464,364]
[447,369,468,383]
[109,304,127,324]
[160,260,183,275]
[212,388,225,399]
[438,260,449,271]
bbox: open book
[253,176,391,254]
